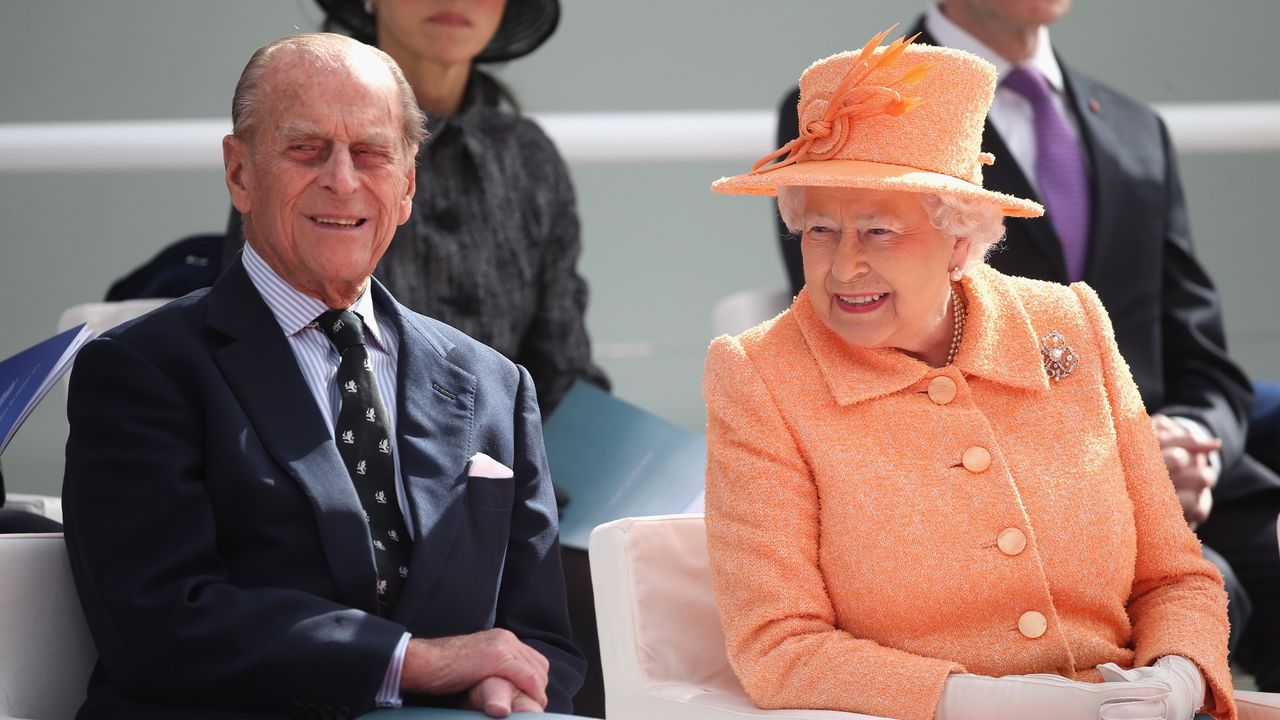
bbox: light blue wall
[2,1,1278,495]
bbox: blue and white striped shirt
[242,244,410,706]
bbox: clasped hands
[401,628,551,718]
[1151,414,1222,528]
[936,655,1206,720]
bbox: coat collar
[794,265,1050,407]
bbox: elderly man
[62,33,583,720]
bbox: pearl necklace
[946,286,967,366]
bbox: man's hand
[1150,414,1221,528]
[464,676,545,718]
[400,629,550,710]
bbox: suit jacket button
[1019,610,1048,638]
[997,528,1027,556]
[962,446,991,473]
[928,375,957,405]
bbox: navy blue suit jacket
[63,258,584,720]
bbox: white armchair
[589,514,1280,720]
[588,514,887,720]
[0,533,96,720]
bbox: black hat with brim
[316,0,560,63]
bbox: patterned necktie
[316,309,412,615]
[1002,66,1092,281]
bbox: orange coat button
[962,446,991,473]
[997,528,1026,556]
[1019,611,1047,639]
[927,376,957,405]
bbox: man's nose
[320,148,359,195]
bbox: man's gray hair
[776,186,1006,269]
[231,33,427,159]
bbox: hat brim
[711,159,1043,218]
[315,0,559,63]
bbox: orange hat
[713,26,1043,218]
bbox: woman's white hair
[776,186,1006,270]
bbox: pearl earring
[363,0,375,13]
[950,265,964,282]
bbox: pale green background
[2,1,1278,495]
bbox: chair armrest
[5,493,63,523]
[1236,689,1280,720]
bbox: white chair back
[55,299,171,336]
[0,533,95,720]
[710,287,791,338]
[589,515,877,720]
[54,299,171,405]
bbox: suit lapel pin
[1041,330,1079,382]
[1088,98,1101,114]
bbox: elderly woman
[703,29,1235,720]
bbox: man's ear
[223,135,253,215]
[396,159,415,225]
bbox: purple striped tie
[1002,66,1092,281]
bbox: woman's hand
[935,671,1172,720]
[1098,656,1206,720]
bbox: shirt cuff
[1170,415,1222,471]
[376,632,412,707]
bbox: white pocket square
[467,452,514,479]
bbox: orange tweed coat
[703,265,1234,720]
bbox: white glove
[1097,656,1206,720]
[935,671,1171,720]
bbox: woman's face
[799,188,971,358]
[374,0,507,67]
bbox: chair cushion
[625,515,740,691]
[0,533,96,720]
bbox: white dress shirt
[242,244,411,707]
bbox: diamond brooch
[1041,330,1079,382]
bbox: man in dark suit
[62,33,583,719]
[777,0,1280,690]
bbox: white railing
[2,102,1279,173]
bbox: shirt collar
[924,2,1065,93]
[242,243,386,348]
[793,264,1050,407]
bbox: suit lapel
[372,284,479,625]
[1060,62,1125,287]
[207,260,379,613]
[981,123,1071,281]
